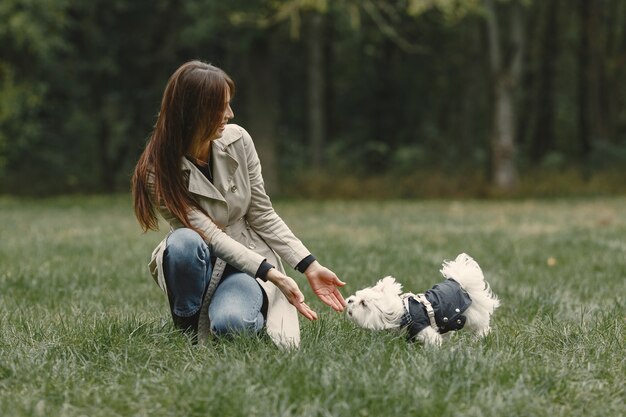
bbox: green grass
[1,195,624,417]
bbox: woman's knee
[209,273,265,335]
[210,309,264,336]
[166,228,205,259]
[163,228,210,317]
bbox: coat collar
[212,123,243,151]
[181,157,225,202]
[181,124,243,202]
[213,125,240,178]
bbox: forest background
[1,0,625,198]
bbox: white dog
[346,253,500,346]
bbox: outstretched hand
[266,268,318,320]
[304,261,347,312]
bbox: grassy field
[0,195,624,417]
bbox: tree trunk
[531,0,559,161]
[307,11,327,172]
[491,78,519,189]
[242,36,280,194]
[484,0,523,191]
[577,0,592,158]
[587,1,608,141]
[98,119,115,192]
[603,0,622,143]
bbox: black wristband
[256,260,275,281]
[295,254,316,273]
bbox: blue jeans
[162,228,265,336]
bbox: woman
[132,60,345,348]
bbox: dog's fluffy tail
[440,253,500,314]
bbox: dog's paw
[474,326,491,338]
[418,327,443,347]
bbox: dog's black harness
[400,278,472,341]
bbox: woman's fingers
[331,287,347,307]
[295,300,318,321]
[316,286,346,312]
[317,293,341,312]
[332,276,347,287]
[305,265,348,312]
[287,287,318,321]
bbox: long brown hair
[131,60,235,234]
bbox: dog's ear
[374,276,402,295]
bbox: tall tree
[530,0,559,161]
[601,0,624,144]
[306,10,328,172]
[577,0,592,158]
[484,0,525,190]
[241,34,280,194]
[402,0,527,188]
[604,0,626,143]
[63,0,184,192]
[0,0,70,191]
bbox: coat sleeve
[148,175,266,278]
[239,127,311,269]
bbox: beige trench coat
[148,124,310,348]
